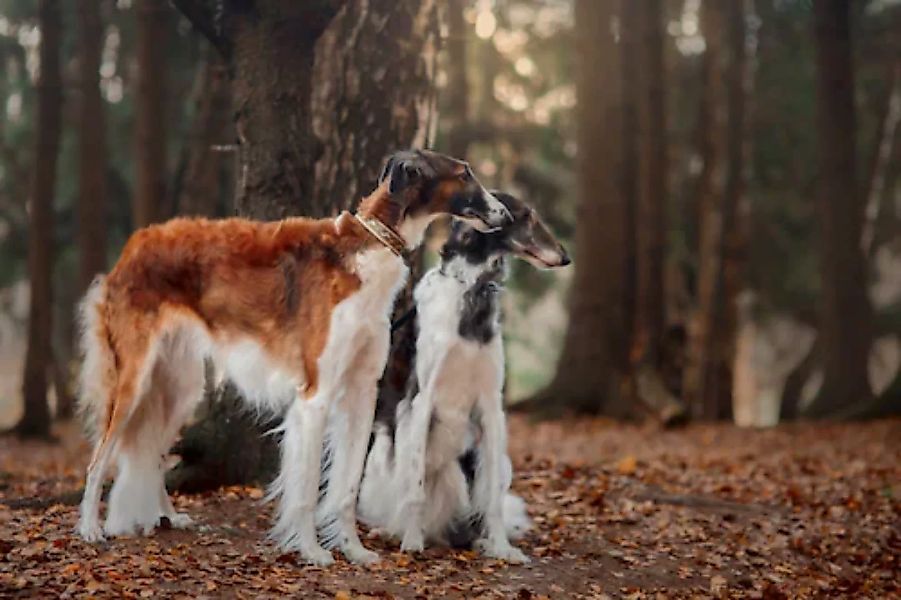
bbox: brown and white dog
[75,149,511,565]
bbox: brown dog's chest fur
[103,213,380,396]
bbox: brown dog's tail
[76,276,116,444]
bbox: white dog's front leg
[269,391,334,566]
[394,389,433,553]
[473,396,529,564]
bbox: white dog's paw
[476,539,531,564]
[76,519,105,543]
[400,529,425,553]
[301,545,335,567]
[343,543,380,566]
[165,513,194,529]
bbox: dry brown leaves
[1,417,898,598]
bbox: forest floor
[0,417,898,599]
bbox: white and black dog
[358,192,569,563]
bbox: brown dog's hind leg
[105,329,206,536]
[77,379,144,541]
[77,335,154,542]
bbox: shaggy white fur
[358,257,531,563]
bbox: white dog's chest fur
[413,263,504,465]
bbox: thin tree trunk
[76,0,108,291]
[623,0,685,424]
[621,0,640,371]
[635,0,667,366]
[806,0,873,416]
[861,63,900,257]
[780,337,818,421]
[443,0,470,160]
[717,0,754,422]
[176,48,232,218]
[133,0,168,228]
[531,0,629,416]
[683,0,749,421]
[18,0,62,438]
[684,0,727,420]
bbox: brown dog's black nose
[560,249,571,266]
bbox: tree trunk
[805,0,873,416]
[18,0,62,438]
[312,0,439,215]
[443,0,471,159]
[635,0,667,367]
[175,48,232,218]
[133,0,168,228]
[228,2,342,220]
[530,0,629,416]
[716,0,753,422]
[620,0,640,370]
[620,0,685,424]
[682,0,747,421]
[76,0,108,292]
[861,62,900,258]
[169,0,439,490]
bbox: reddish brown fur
[90,167,484,445]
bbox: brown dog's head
[440,191,570,269]
[378,150,512,235]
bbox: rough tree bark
[312,0,439,215]
[529,0,629,416]
[805,0,873,416]
[133,0,169,228]
[18,0,62,438]
[168,0,439,490]
[682,0,748,421]
[176,48,232,218]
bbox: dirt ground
[1,416,898,599]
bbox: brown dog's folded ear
[379,150,435,195]
[378,156,396,186]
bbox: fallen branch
[634,484,783,516]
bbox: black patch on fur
[445,514,482,550]
[458,268,503,345]
[458,447,478,486]
[440,221,509,266]
[374,304,420,442]
[444,447,484,548]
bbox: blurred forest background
[0,0,899,444]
